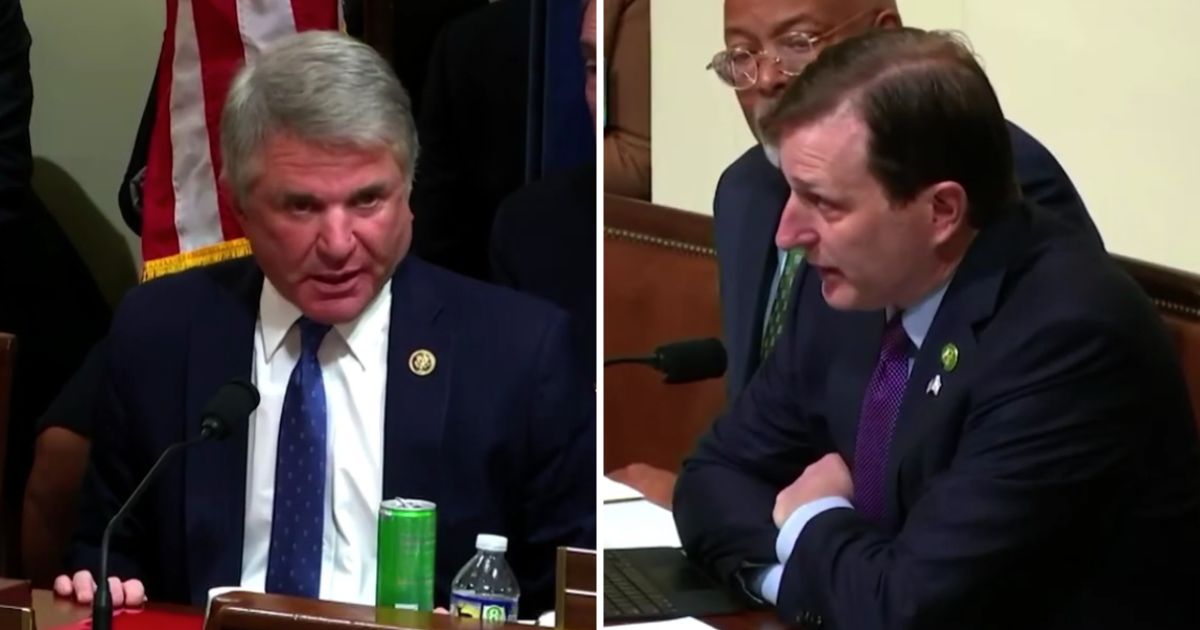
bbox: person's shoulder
[715,144,784,218]
[120,256,252,305]
[405,257,568,333]
[111,257,257,340]
[968,208,1181,405]
[1005,119,1070,174]
[996,207,1156,332]
[494,165,594,237]
[718,145,774,190]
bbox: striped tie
[760,249,804,360]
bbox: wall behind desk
[651,0,1200,274]
[24,1,161,301]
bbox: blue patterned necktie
[852,315,912,524]
[265,317,331,597]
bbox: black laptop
[603,547,752,622]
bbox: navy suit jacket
[70,256,595,612]
[675,203,1200,629]
[714,121,1102,401]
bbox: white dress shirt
[240,279,390,604]
[755,280,952,603]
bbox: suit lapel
[381,259,451,503]
[827,309,887,457]
[884,304,982,527]
[734,149,790,380]
[883,208,1029,526]
[184,260,261,603]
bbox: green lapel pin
[940,343,959,372]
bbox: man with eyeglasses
[710,0,1102,401]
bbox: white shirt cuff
[755,564,784,604]
[751,496,853,605]
[776,496,855,562]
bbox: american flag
[141,0,342,280]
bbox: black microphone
[604,338,727,384]
[93,379,260,630]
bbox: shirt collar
[259,278,392,370]
[887,278,952,351]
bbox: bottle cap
[476,533,508,552]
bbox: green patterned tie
[760,249,804,360]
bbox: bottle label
[450,593,517,622]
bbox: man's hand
[608,463,678,509]
[773,453,853,527]
[53,571,146,608]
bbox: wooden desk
[27,589,591,630]
[703,610,792,630]
[31,589,90,628]
[28,589,200,629]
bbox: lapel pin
[940,343,959,372]
[927,374,943,397]
[409,349,437,376]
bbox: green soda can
[376,498,437,611]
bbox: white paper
[602,475,644,502]
[608,617,719,630]
[602,499,682,549]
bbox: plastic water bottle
[450,534,521,622]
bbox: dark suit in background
[411,0,531,280]
[0,0,109,570]
[343,0,486,117]
[70,256,595,612]
[675,203,1200,629]
[714,121,1101,401]
[490,163,596,381]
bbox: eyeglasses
[707,10,876,90]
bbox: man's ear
[875,9,902,29]
[926,180,969,246]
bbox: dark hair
[759,28,1018,227]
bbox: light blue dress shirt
[753,280,951,604]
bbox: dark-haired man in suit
[675,27,1200,630]
[711,0,1101,400]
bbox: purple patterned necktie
[852,315,912,523]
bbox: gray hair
[220,30,419,204]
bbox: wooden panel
[604,196,725,473]
[207,591,531,630]
[1116,254,1200,431]
[555,547,596,630]
[0,332,14,576]
[0,578,30,608]
[604,194,715,248]
[0,332,13,480]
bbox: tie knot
[880,315,911,360]
[297,317,331,356]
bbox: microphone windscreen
[654,338,727,384]
[200,379,260,440]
